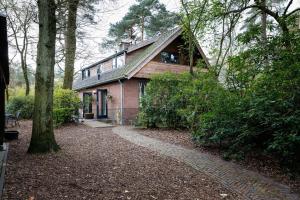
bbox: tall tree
[0,0,36,95]
[102,0,179,48]
[28,0,59,153]
[59,0,103,89]
[62,0,79,89]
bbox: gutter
[118,79,124,125]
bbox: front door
[97,89,108,118]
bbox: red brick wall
[78,82,121,122]
[123,78,141,123]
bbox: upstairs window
[82,69,90,80]
[160,52,179,64]
[117,54,125,68]
[112,54,125,69]
[112,57,117,69]
[97,65,102,80]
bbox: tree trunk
[20,56,30,95]
[188,35,194,75]
[261,0,267,44]
[5,89,9,102]
[28,0,59,153]
[62,0,79,89]
[141,16,145,41]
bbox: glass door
[83,93,92,114]
[97,89,107,118]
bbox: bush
[138,72,190,128]
[53,88,81,126]
[138,40,300,173]
[6,95,34,119]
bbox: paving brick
[113,126,299,200]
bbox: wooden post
[0,14,9,147]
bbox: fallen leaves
[3,121,238,200]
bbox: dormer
[82,68,90,80]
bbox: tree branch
[284,0,293,16]
[286,8,300,17]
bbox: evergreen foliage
[102,0,179,48]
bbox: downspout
[118,79,124,125]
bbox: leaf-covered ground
[134,127,300,194]
[3,121,238,200]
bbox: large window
[83,93,92,114]
[82,69,90,80]
[160,51,179,64]
[139,81,147,100]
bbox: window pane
[112,57,117,69]
[160,51,179,64]
[117,55,125,68]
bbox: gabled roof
[73,27,209,90]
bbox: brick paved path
[112,126,299,200]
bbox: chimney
[119,40,132,51]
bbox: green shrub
[137,33,300,173]
[6,95,34,119]
[53,88,81,126]
[193,36,300,173]
[138,72,190,128]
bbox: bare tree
[0,0,36,95]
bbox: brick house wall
[123,78,140,124]
[78,81,122,122]
[74,28,208,125]
[77,78,143,124]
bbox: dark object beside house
[6,111,21,127]
[4,131,19,140]
[0,13,9,146]
[0,13,10,199]
[84,113,94,119]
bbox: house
[73,27,209,124]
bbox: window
[82,69,90,80]
[139,81,147,100]
[112,57,117,69]
[117,54,125,68]
[160,52,179,64]
[112,54,125,69]
[97,65,102,80]
[83,93,92,114]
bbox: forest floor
[134,127,300,195]
[3,121,239,200]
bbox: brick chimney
[119,40,132,51]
